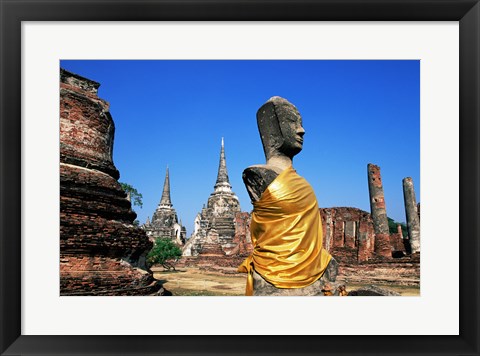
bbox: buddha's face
[277,104,305,157]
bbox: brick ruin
[319,206,418,286]
[321,207,375,263]
[60,69,161,296]
[316,164,420,286]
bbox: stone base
[348,285,401,296]
[252,257,341,296]
[60,256,161,296]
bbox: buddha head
[256,96,306,161]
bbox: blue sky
[60,60,420,235]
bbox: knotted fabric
[238,166,332,295]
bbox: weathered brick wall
[320,207,376,262]
[60,71,119,179]
[232,212,253,256]
[390,233,407,255]
[60,69,158,296]
[320,207,410,262]
[60,256,159,296]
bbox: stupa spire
[214,137,232,192]
[159,166,172,208]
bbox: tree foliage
[387,217,407,238]
[120,182,143,209]
[147,238,182,271]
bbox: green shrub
[147,237,182,271]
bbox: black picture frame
[1,1,479,355]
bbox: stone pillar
[367,163,392,258]
[403,177,420,253]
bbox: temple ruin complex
[315,164,420,286]
[320,206,408,262]
[322,164,419,263]
[59,69,420,291]
[143,167,186,245]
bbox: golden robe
[238,166,332,296]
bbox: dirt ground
[152,267,246,296]
[152,267,420,296]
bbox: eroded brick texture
[60,256,157,296]
[320,207,375,263]
[389,225,407,256]
[337,253,420,287]
[60,69,158,296]
[228,212,254,256]
[357,217,374,262]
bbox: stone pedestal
[252,258,340,296]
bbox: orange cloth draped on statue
[238,166,332,296]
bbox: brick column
[367,163,392,258]
[403,177,420,253]
[344,221,356,248]
[357,218,374,262]
[333,221,345,248]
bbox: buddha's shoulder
[242,165,282,202]
[243,164,284,176]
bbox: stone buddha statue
[238,96,338,296]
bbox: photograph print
[59,60,420,297]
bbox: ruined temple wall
[320,207,375,261]
[390,231,407,255]
[320,207,414,262]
